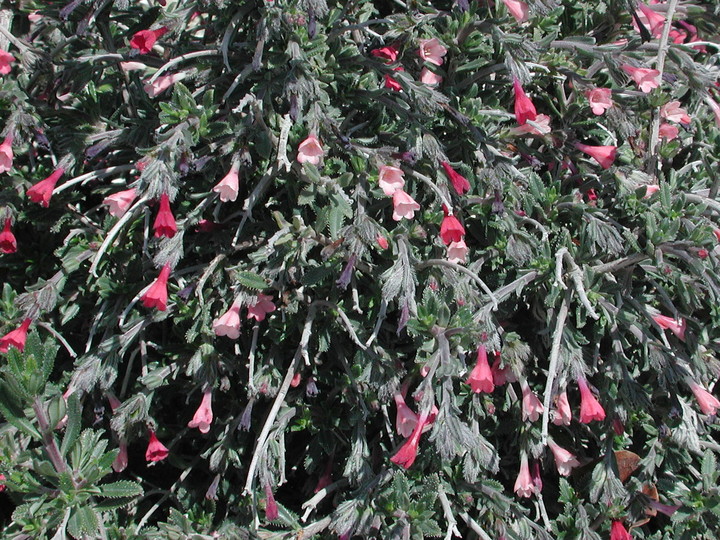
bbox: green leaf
[67,506,99,539]
[61,392,82,457]
[98,480,143,499]
[236,271,268,290]
[702,449,717,491]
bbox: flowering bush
[1,0,720,538]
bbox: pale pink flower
[213,163,240,202]
[689,382,720,416]
[633,3,666,37]
[418,38,448,66]
[447,239,468,264]
[394,392,419,438]
[297,135,324,165]
[213,304,241,339]
[28,12,42,23]
[510,114,551,136]
[651,314,686,341]
[104,188,137,217]
[643,184,660,198]
[548,440,580,476]
[247,293,276,322]
[392,190,420,221]
[119,61,148,72]
[420,67,443,86]
[586,88,613,115]
[661,101,691,124]
[378,165,405,196]
[188,390,214,433]
[144,73,184,97]
[502,0,529,23]
[621,64,661,93]
[658,123,678,141]
[521,382,543,422]
[0,135,13,173]
[551,390,572,425]
[706,97,720,128]
[514,452,535,497]
[575,143,617,169]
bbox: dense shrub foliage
[1,0,720,538]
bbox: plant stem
[541,291,570,446]
[32,397,68,476]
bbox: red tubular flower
[140,264,172,311]
[27,168,64,207]
[651,314,686,341]
[577,377,606,423]
[153,193,177,238]
[188,390,214,433]
[0,49,15,75]
[0,218,17,254]
[610,520,632,540]
[688,381,720,416]
[384,66,404,91]
[440,161,470,195]
[371,45,399,62]
[390,410,430,469]
[264,483,279,521]
[467,344,494,393]
[512,78,537,125]
[440,214,465,246]
[145,430,169,462]
[0,319,32,353]
[130,27,168,54]
[575,143,617,169]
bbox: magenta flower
[247,293,276,322]
[521,382,544,422]
[264,484,279,521]
[689,381,720,416]
[577,377,606,423]
[213,163,241,202]
[392,190,420,221]
[213,303,241,338]
[27,168,64,207]
[104,188,137,218]
[610,521,632,540]
[502,0,529,22]
[548,440,580,476]
[575,143,617,169]
[140,264,172,311]
[297,134,324,165]
[418,38,447,66]
[512,78,537,125]
[188,390,214,433]
[0,218,17,254]
[440,161,471,195]
[586,88,613,115]
[466,344,495,394]
[514,452,535,497]
[0,135,13,173]
[145,430,169,462]
[551,390,572,426]
[621,64,661,93]
[378,165,405,196]
[0,319,32,353]
[153,193,177,238]
[0,49,15,75]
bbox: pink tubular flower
[247,293,276,322]
[548,440,580,476]
[144,73,184,97]
[130,27,169,54]
[420,67,442,86]
[0,49,15,75]
[213,304,241,338]
[447,239,468,264]
[213,163,240,202]
[371,45,399,62]
[390,410,430,469]
[440,161,471,195]
[112,440,129,472]
[551,390,572,426]
[521,382,544,422]
[689,381,720,416]
[512,78,537,125]
[707,97,720,128]
[394,392,419,438]
[418,38,447,66]
[658,123,679,141]
[577,377,606,423]
[141,264,171,311]
[104,188,137,217]
[378,165,405,196]
[467,344,495,394]
[0,319,32,353]
[651,314,686,341]
[503,0,529,23]
[119,61,147,72]
[661,101,691,124]
[188,390,214,433]
[643,184,660,198]
[440,214,465,246]
[491,355,516,386]
[376,235,389,250]
[145,430,169,462]
[392,190,420,221]
[153,193,177,238]
[297,134,324,165]
[510,114,552,136]
[575,143,617,169]
[27,168,64,207]
[0,218,17,254]
[586,88,613,115]
[384,66,404,91]
[634,3,665,37]
[621,64,661,93]
[0,135,13,173]
[264,484,279,521]
[610,520,632,540]
[514,452,535,497]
